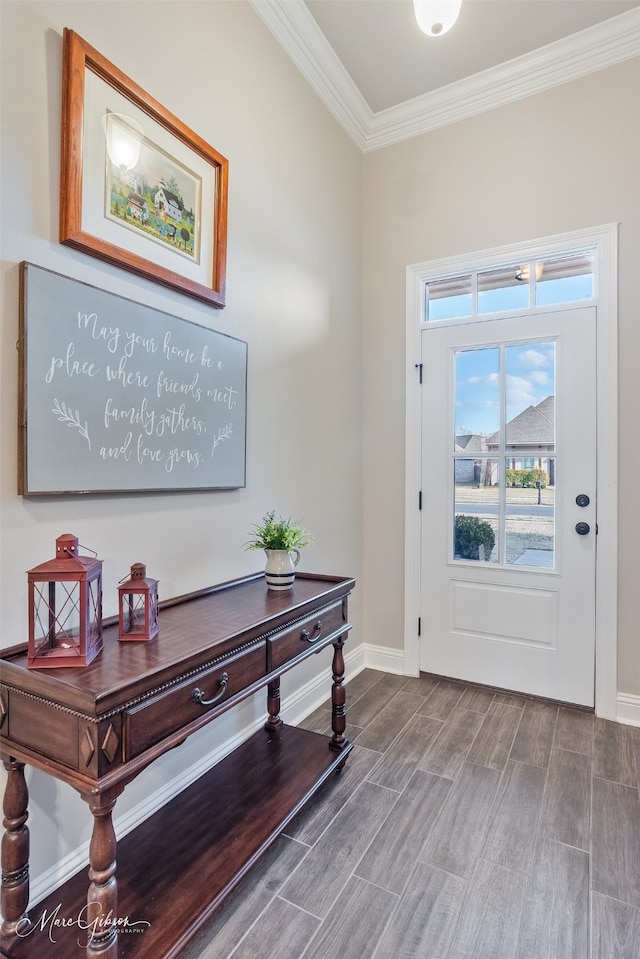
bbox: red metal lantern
[27,534,103,668]
[118,563,159,642]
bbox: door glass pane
[454,347,500,442]
[452,340,558,568]
[454,459,499,563]
[505,342,555,447]
[505,458,555,567]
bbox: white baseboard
[362,642,405,675]
[276,642,365,722]
[617,692,640,727]
[29,642,367,908]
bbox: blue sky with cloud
[455,342,555,435]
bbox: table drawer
[124,641,265,759]
[267,599,347,672]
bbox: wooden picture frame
[60,29,228,308]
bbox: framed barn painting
[60,29,228,307]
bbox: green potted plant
[454,515,495,561]
[245,510,312,590]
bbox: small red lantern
[27,534,103,668]
[118,563,159,642]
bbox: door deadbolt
[575,494,590,508]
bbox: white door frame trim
[404,224,618,719]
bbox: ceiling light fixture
[101,112,144,171]
[413,0,462,37]
[515,262,544,282]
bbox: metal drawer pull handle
[191,672,229,706]
[301,621,323,644]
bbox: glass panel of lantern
[118,563,159,642]
[27,533,103,668]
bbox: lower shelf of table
[1,724,352,959]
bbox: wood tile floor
[180,669,640,959]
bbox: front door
[420,308,596,706]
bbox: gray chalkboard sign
[19,263,247,494]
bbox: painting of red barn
[104,111,201,263]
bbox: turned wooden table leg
[264,679,283,733]
[1,756,30,939]
[81,788,122,959]
[329,634,348,752]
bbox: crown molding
[366,7,640,151]
[248,0,373,148]
[248,1,640,153]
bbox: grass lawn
[455,483,555,507]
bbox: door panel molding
[450,580,558,650]
[404,224,618,718]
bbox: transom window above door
[425,250,594,322]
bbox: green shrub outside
[454,515,496,560]
[505,468,548,489]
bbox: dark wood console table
[0,572,355,959]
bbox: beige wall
[362,59,640,695]
[0,0,362,888]
[1,0,638,906]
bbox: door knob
[575,522,590,535]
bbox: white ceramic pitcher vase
[263,548,300,590]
